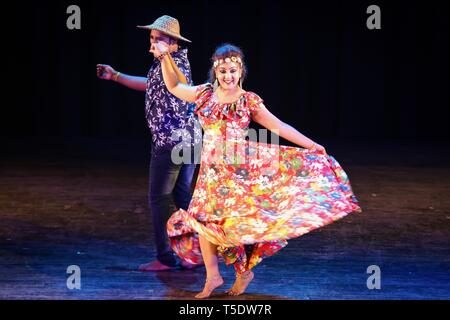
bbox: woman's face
[215,60,242,91]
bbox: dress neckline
[212,89,247,105]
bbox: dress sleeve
[194,83,213,114]
[246,92,265,115]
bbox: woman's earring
[213,78,219,91]
[239,78,243,89]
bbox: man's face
[149,30,177,57]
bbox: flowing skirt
[167,141,362,273]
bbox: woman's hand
[96,64,116,80]
[310,142,327,155]
[150,41,170,59]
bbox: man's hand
[96,64,116,80]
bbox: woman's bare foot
[195,275,224,299]
[226,271,254,296]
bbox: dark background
[1,1,449,301]
[3,0,450,158]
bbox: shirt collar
[150,48,188,73]
[170,48,188,60]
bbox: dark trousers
[148,149,196,267]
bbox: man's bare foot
[138,260,177,272]
[195,275,224,299]
[226,270,254,296]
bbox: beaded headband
[213,56,242,68]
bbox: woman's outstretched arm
[252,105,326,153]
[152,42,199,103]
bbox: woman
[151,42,362,298]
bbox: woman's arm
[152,42,198,102]
[167,54,188,85]
[252,105,326,152]
[160,54,197,102]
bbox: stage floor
[1,139,449,299]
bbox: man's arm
[97,64,147,92]
[113,72,147,91]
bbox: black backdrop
[4,0,449,144]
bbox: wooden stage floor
[0,138,449,300]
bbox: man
[97,15,201,271]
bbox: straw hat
[137,15,191,43]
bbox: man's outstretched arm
[97,64,147,92]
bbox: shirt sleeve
[194,83,213,114]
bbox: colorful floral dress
[167,83,362,274]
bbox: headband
[213,56,242,68]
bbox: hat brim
[137,24,192,43]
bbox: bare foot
[195,275,224,299]
[138,260,177,272]
[226,271,254,296]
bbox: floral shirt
[145,48,201,153]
